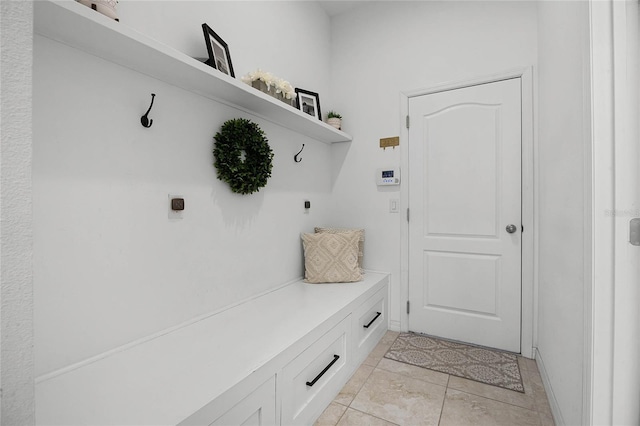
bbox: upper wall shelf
[34,1,352,144]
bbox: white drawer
[353,286,388,365]
[280,316,351,426]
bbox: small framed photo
[201,23,235,77]
[295,88,322,121]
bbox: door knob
[506,224,517,234]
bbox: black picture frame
[201,23,235,78]
[295,88,322,121]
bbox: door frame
[399,67,535,358]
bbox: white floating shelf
[34,0,352,144]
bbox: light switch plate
[389,199,399,213]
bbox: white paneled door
[408,78,522,353]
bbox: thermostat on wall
[377,168,401,186]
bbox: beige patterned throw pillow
[315,227,365,271]
[302,232,362,283]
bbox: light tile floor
[315,331,555,426]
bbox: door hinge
[522,225,524,233]
[406,300,410,314]
[630,218,640,246]
[406,115,410,129]
[406,208,410,222]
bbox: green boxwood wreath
[213,118,274,195]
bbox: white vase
[327,117,342,130]
[77,0,119,21]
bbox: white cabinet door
[280,317,351,426]
[210,376,276,426]
[179,376,276,426]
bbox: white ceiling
[317,1,373,17]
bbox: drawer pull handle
[306,355,340,387]
[363,312,382,329]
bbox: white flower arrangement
[241,69,296,100]
[275,79,295,100]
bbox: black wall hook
[294,144,305,163]
[140,93,156,128]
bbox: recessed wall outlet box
[377,167,401,186]
[168,194,184,220]
[380,136,400,149]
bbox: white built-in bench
[36,272,389,425]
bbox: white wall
[29,2,636,425]
[536,2,590,425]
[33,1,333,378]
[328,1,538,329]
[0,1,35,423]
[118,1,331,99]
[611,1,640,423]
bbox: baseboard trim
[388,319,402,332]
[535,347,565,425]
